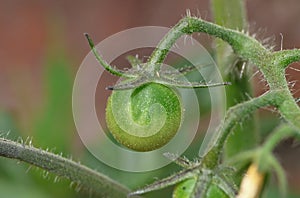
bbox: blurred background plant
[1,0,300,197]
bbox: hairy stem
[277,90,300,130]
[148,17,268,67]
[0,138,130,198]
[201,91,281,169]
[216,91,280,150]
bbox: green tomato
[173,178,197,198]
[106,82,182,151]
[173,178,229,198]
[206,184,229,198]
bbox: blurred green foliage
[33,56,73,153]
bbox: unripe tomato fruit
[106,83,182,151]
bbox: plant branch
[273,49,300,69]
[199,91,281,170]
[148,16,268,67]
[215,91,281,151]
[277,91,300,130]
[0,137,130,198]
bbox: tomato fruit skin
[106,83,182,151]
[173,178,197,198]
[173,178,229,198]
